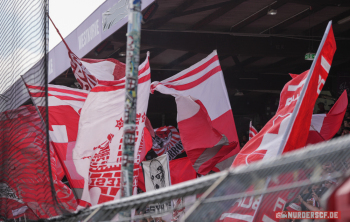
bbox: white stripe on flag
[321,56,330,73]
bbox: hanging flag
[141,154,172,213]
[152,126,184,160]
[72,55,151,207]
[26,84,88,203]
[232,23,336,167]
[249,121,258,140]
[138,156,197,192]
[306,90,348,144]
[0,105,77,220]
[151,50,240,175]
[49,16,125,90]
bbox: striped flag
[26,84,88,204]
[49,16,125,90]
[151,50,240,175]
[249,121,258,140]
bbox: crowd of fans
[279,158,348,222]
[279,101,350,220]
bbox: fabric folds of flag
[49,16,125,90]
[152,126,184,160]
[151,50,239,175]
[0,105,77,219]
[232,23,336,167]
[26,84,88,203]
[249,121,258,140]
[72,55,151,207]
[306,90,348,144]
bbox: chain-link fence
[49,135,350,222]
[0,0,73,221]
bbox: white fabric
[142,154,171,191]
[309,114,326,132]
[152,51,231,121]
[73,57,150,206]
[141,154,172,215]
[81,60,116,81]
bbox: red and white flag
[249,121,258,140]
[232,22,336,167]
[0,105,77,220]
[50,16,125,90]
[152,126,184,160]
[306,90,348,145]
[151,51,240,175]
[26,84,88,204]
[218,170,305,222]
[72,55,151,207]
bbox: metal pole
[121,0,142,199]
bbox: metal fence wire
[0,0,71,221]
[49,135,350,222]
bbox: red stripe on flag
[52,95,86,102]
[48,87,88,98]
[91,74,151,92]
[164,66,221,91]
[168,55,219,83]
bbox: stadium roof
[18,0,350,126]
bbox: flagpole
[121,0,142,202]
[250,21,333,222]
[277,21,333,156]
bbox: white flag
[73,55,151,207]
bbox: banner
[73,55,151,207]
[151,50,239,175]
[141,154,172,213]
[152,126,184,160]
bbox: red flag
[232,23,336,167]
[249,121,258,140]
[306,90,348,144]
[0,105,77,220]
[27,84,88,203]
[151,51,240,175]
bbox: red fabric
[306,90,348,144]
[283,27,336,153]
[178,100,226,174]
[0,106,77,220]
[233,25,336,167]
[169,157,197,185]
[145,117,155,137]
[320,90,348,138]
[142,127,153,162]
